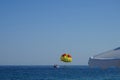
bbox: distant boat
[53,64,60,68]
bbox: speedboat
[53,64,60,68]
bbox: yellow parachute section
[60,53,72,62]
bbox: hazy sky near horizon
[0,0,120,65]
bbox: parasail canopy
[60,53,72,62]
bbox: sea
[0,65,120,80]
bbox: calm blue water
[0,65,120,80]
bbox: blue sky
[0,0,120,65]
